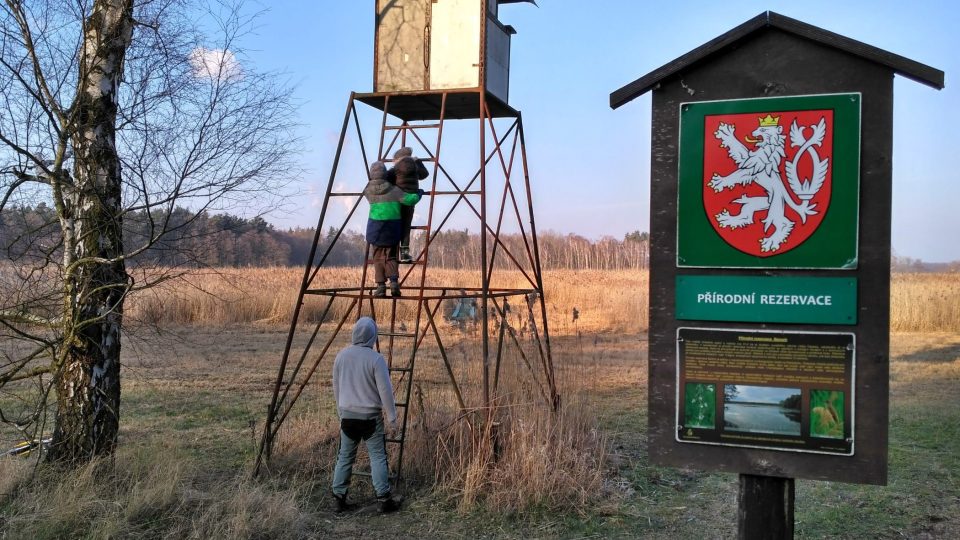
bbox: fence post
[738,474,794,539]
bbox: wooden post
[738,474,794,540]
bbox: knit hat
[393,147,413,159]
[369,161,387,180]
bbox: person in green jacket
[363,161,424,297]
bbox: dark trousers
[399,205,414,248]
[372,245,398,283]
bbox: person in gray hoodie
[331,317,401,513]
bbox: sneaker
[332,492,354,513]
[373,284,386,297]
[390,283,402,297]
[377,492,402,514]
[399,247,413,263]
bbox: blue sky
[239,1,957,262]
[727,385,800,404]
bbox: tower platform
[355,89,518,121]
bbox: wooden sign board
[611,13,943,486]
[650,35,889,486]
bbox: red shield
[703,110,834,257]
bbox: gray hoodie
[332,317,398,423]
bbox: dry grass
[1,268,958,537]
[266,327,610,515]
[1,447,312,539]
[126,267,960,333]
[890,272,960,332]
[126,266,646,333]
[0,328,957,538]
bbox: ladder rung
[366,259,422,264]
[395,402,408,407]
[379,332,416,338]
[409,225,428,230]
[380,157,437,163]
[389,367,413,373]
[385,437,404,444]
[384,124,441,131]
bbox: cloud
[332,182,359,212]
[189,47,242,80]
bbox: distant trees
[780,394,802,410]
[891,252,927,272]
[428,230,651,271]
[1,210,651,270]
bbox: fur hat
[393,147,413,159]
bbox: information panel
[676,327,854,455]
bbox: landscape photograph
[723,386,802,437]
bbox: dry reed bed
[127,267,649,334]
[890,272,960,332]
[127,267,960,333]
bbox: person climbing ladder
[363,161,425,297]
[387,147,429,263]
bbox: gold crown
[758,114,780,127]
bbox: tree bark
[48,0,134,462]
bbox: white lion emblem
[709,114,829,252]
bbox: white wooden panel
[376,0,430,92]
[429,0,481,90]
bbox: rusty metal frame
[254,90,557,479]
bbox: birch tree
[0,0,297,462]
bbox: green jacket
[364,162,421,246]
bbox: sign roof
[609,11,944,110]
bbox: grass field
[1,270,959,538]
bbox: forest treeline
[0,205,650,270]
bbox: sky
[727,385,799,405]
[236,0,958,262]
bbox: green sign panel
[677,93,861,269]
[676,275,857,325]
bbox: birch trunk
[48,0,134,462]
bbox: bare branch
[0,309,62,327]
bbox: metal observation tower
[255,0,555,481]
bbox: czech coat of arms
[703,110,834,256]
